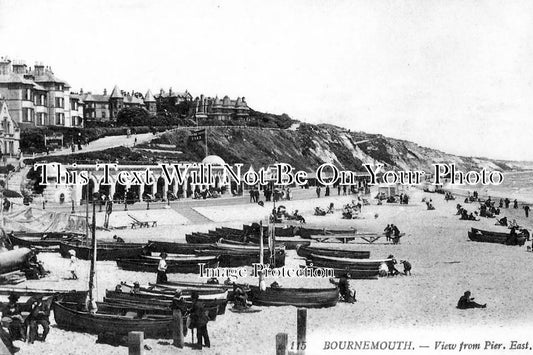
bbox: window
[55,97,64,108]
[102,111,106,119]
[37,113,47,126]
[24,88,32,101]
[22,108,34,122]
[57,84,64,91]
[55,113,64,125]
[40,95,47,106]
[71,101,78,111]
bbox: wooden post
[128,331,144,355]
[276,333,288,355]
[172,309,184,348]
[297,308,307,355]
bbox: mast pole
[259,220,264,286]
[85,177,89,244]
[271,195,276,266]
[88,197,97,312]
[205,128,208,158]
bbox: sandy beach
[7,187,533,355]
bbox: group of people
[248,188,261,203]
[380,254,411,276]
[315,185,332,198]
[314,202,335,216]
[169,289,211,350]
[1,292,52,353]
[255,186,293,203]
[398,193,409,205]
[330,273,357,303]
[444,191,455,201]
[342,200,362,219]
[269,206,305,223]
[456,204,478,221]
[193,187,222,200]
[384,224,402,244]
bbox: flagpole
[205,127,208,158]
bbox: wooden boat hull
[0,248,31,274]
[194,249,286,268]
[53,302,173,338]
[104,291,228,315]
[468,230,526,246]
[248,285,338,308]
[300,265,379,279]
[95,301,219,321]
[297,245,370,259]
[60,242,146,261]
[150,282,235,300]
[145,241,215,254]
[185,233,220,244]
[116,258,219,274]
[307,254,386,269]
[8,232,82,248]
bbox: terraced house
[74,85,158,123]
[0,57,83,128]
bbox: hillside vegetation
[28,122,526,172]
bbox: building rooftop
[109,85,123,99]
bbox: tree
[116,107,151,126]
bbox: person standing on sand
[400,260,412,275]
[157,252,168,284]
[514,199,518,209]
[69,250,78,280]
[190,291,210,350]
[524,205,530,218]
[457,291,486,309]
[316,186,321,198]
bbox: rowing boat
[53,301,173,338]
[116,256,219,273]
[59,241,146,260]
[468,228,527,246]
[296,245,370,259]
[307,254,388,269]
[145,240,215,254]
[248,285,338,308]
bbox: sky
[0,0,532,161]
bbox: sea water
[447,171,533,204]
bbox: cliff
[149,123,523,172]
[28,122,530,172]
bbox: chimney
[169,87,173,96]
[80,88,84,94]
[0,58,11,76]
[34,62,45,76]
[12,60,26,74]
[103,88,107,95]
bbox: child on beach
[457,291,486,309]
[68,249,78,280]
[400,260,412,275]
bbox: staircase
[173,205,212,224]
[5,165,30,192]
